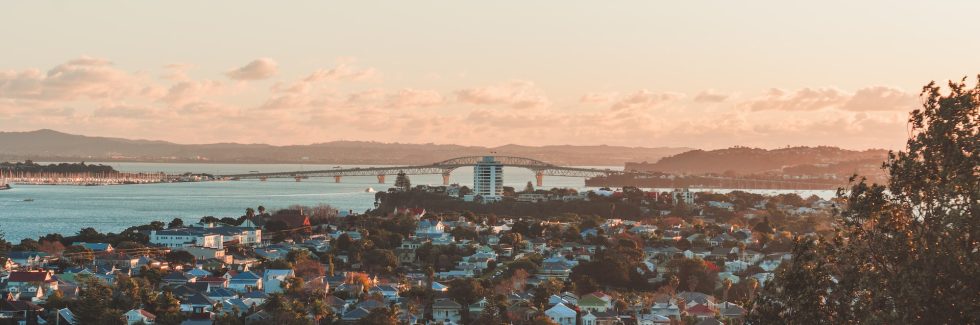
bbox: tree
[448,278,485,322]
[73,276,119,324]
[475,294,508,325]
[394,172,412,191]
[308,299,332,324]
[164,250,195,268]
[363,249,398,275]
[750,76,980,324]
[360,307,397,325]
[530,314,559,325]
[167,218,184,229]
[63,245,94,265]
[335,233,354,251]
[0,226,9,255]
[722,278,733,302]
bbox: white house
[150,229,223,249]
[124,309,156,324]
[150,226,261,249]
[262,269,295,294]
[545,303,577,325]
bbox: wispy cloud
[225,58,278,80]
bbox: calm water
[0,162,833,242]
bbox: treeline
[371,191,644,220]
[0,160,116,173]
[585,173,843,189]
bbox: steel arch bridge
[219,155,621,186]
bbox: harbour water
[0,162,834,242]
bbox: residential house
[6,252,50,269]
[368,284,400,302]
[578,292,613,312]
[544,303,577,325]
[262,269,295,294]
[179,292,213,313]
[228,271,262,292]
[71,242,114,252]
[161,272,195,285]
[124,309,156,324]
[5,271,57,301]
[432,299,462,324]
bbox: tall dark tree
[750,76,980,324]
[394,172,412,191]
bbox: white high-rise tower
[472,156,503,201]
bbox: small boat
[364,187,376,193]
[333,166,341,169]
[23,198,34,202]
[0,184,10,190]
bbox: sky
[1,1,978,150]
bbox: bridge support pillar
[294,176,302,182]
[334,176,341,183]
[535,171,544,187]
[377,174,385,184]
[442,171,451,185]
[259,177,267,182]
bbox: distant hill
[0,129,692,166]
[626,146,889,177]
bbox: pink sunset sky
[1,1,978,150]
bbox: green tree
[73,277,117,324]
[363,248,399,275]
[448,278,485,322]
[164,250,195,268]
[152,291,183,325]
[167,218,184,229]
[749,76,980,324]
[394,172,412,191]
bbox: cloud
[303,63,376,83]
[455,80,551,109]
[0,57,141,102]
[270,62,377,94]
[739,86,917,113]
[609,90,684,111]
[386,89,444,108]
[225,58,278,80]
[693,89,731,103]
[0,57,920,149]
[579,92,617,104]
[741,87,847,111]
[161,80,223,106]
[841,86,917,111]
[93,105,160,119]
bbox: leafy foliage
[749,76,980,324]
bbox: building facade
[471,156,503,201]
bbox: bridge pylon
[441,170,451,185]
[535,171,544,187]
[334,176,341,183]
[377,174,386,184]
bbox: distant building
[149,225,261,249]
[471,156,503,202]
[672,188,695,206]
